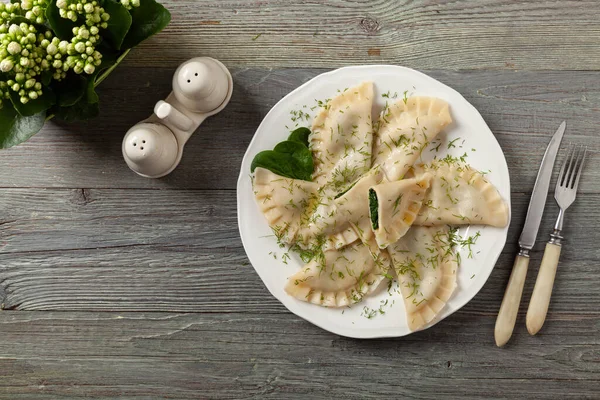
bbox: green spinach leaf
[287,127,311,147]
[121,0,171,50]
[251,140,314,181]
[102,0,133,50]
[273,140,313,175]
[0,103,46,149]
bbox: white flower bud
[47,43,57,55]
[19,57,29,67]
[0,59,14,72]
[75,42,86,53]
[20,96,29,104]
[28,91,38,100]
[7,41,21,55]
[25,79,35,89]
[8,24,21,35]
[84,63,95,74]
[34,82,42,90]
[56,0,67,10]
[84,3,94,13]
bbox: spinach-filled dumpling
[388,226,458,331]
[253,167,319,244]
[298,168,384,249]
[368,174,433,249]
[373,97,452,181]
[310,82,375,195]
[284,240,389,307]
[409,162,509,228]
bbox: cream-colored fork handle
[495,255,529,347]
[526,243,562,335]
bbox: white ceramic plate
[237,66,510,338]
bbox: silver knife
[494,121,566,347]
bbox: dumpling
[368,174,433,249]
[298,168,384,249]
[387,226,458,331]
[310,82,374,194]
[253,167,319,244]
[373,97,452,181]
[284,241,388,307]
[410,161,509,227]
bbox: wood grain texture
[2,1,600,398]
[1,190,599,314]
[0,68,599,191]
[0,311,598,399]
[126,0,600,70]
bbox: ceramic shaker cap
[122,123,179,178]
[172,57,231,113]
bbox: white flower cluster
[0,22,48,104]
[0,0,142,108]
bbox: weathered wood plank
[0,311,597,399]
[0,68,599,191]
[1,189,598,314]
[126,0,600,71]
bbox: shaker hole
[140,147,144,150]
[195,73,198,76]
[142,140,146,144]
[133,143,136,146]
[187,80,191,83]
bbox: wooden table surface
[1,1,599,398]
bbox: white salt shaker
[122,57,233,178]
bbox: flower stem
[46,49,132,122]
[94,49,131,87]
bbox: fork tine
[572,146,587,190]
[557,144,570,186]
[569,145,584,188]
[565,145,580,187]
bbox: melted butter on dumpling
[388,226,458,331]
[284,240,389,307]
[310,82,375,194]
[373,97,452,181]
[253,167,320,244]
[409,161,509,228]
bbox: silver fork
[526,144,587,335]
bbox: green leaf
[102,0,133,50]
[51,73,87,107]
[45,0,77,40]
[121,0,171,50]
[9,88,56,117]
[287,127,311,147]
[273,141,313,176]
[0,103,46,149]
[52,99,99,122]
[251,140,313,181]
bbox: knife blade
[518,121,566,251]
[495,121,566,347]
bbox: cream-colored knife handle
[526,243,561,335]
[495,255,529,347]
